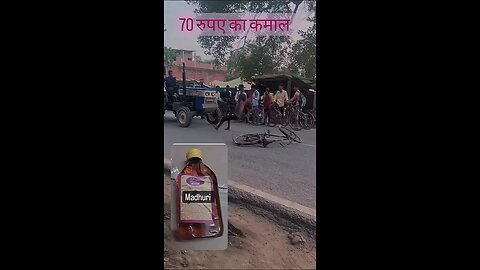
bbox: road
[164,111,316,209]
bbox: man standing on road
[223,85,233,101]
[275,84,288,117]
[234,85,243,103]
[251,85,260,120]
[263,88,273,125]
[245,84,254,111]
[215,85,222,102]
[235,85,250,123]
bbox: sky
[164,0,314,60]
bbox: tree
[164,47,176,67]
[185,0,306,66]
[226,35,291,82]
[287,1,316,79]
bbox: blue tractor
[165,63,219,127]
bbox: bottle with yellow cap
[174,148,223,241]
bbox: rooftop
[171,48,195,52]
[252,74,315,84]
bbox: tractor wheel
[206,108,222,125]
[176,106,192,127]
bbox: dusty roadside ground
[164,174,317,269]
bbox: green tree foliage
[185,0,316,79]
[227,36,291,82]
[185,0,303,66]
[164,47,176,67]
[288,1,316,79]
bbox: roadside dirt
[164,174,317,269]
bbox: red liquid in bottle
[174,150,223,241]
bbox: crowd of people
[164,69,307,130]
[214,83,306,131]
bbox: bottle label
[179,175,213,223]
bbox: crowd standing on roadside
[213,83,309,131]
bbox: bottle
[174,148,223,241]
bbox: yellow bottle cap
[186,148,203,160]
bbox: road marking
[300,143,316,148]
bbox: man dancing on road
[215,84,246,130]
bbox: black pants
[216,112,238,129]
[166,87,176,101]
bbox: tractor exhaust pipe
[182,62,186,96]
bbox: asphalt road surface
[164,111,316,209]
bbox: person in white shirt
[215,86,222,102]
[274,84,289,116]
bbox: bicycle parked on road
[303,108,316,128]
[233,126,302,148]
[245,104,265,126]
[266,103,314,131]
[289,106,315,131]
[266,103,289,127]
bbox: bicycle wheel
[233,134,262,145]
[278,126,302,143]
[267,109,281,127]
[302,112,314,130]
[206,108,221,125]
[305,110,316,128]
[280,114,288,126]
[299,113,310,130]
[288,111,303,131]
[253,109,264,126]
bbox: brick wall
[168,60,227,83]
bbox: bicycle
[287,105,305,131]
[233,126,302,148]
[290,106,317,130]
[303,108,316,128]
[267,103,289,127]
[245,104,265,126]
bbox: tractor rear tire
[176,106,192,127]
[206,108,222,125]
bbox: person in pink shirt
[289,86,302,110]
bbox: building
[165,49,227,84]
